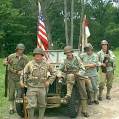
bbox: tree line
[0,0,119,57]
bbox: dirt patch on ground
[1,84,119,119]
[78,84,119,119]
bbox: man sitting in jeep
[59,45,89,117]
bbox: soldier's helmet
[16,43,25,50]
[64,46,73,54]
[84,43,93,51]
[101,40,108,45]
[33,48,44,56]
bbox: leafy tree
[0,0,119,57]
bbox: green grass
[0,51,119,117]
[114,50,119,76]
[0,59,9,118]
[0,59,8,106]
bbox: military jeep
[46,49,81,118]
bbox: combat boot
[9,101,15,114]
[81,100,89,117]
[106,96,111,100]
[106,88,111,100]
[99,88,103,101]
[88,92,94,105]
[81,112,89,117]
[94,92,99,104]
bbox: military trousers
[88,76,99,101]
[8,78,20,101]
[99,71,114,97]
[26,87,46,119]
[99,71,114,90]
[64,73,75,97]
[77,79,88,100]
[27,87,46,109]
[89,76,99,93]
[76,77,90,113]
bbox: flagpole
[70,0,74,48]
[84,15,87,46]
[82,16,85,52]
[78,0,85,52]
[64,0,69,45]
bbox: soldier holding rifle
[3,43,28,114]
[97,40,116,100]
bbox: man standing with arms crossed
[80,43,99,104]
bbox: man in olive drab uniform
[80,43,99,104]
[20,48,56,119]
[97,40,115,100]
[4,43,28,114]
[59,46,89,117]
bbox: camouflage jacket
[20,60,56,88]
[97,50,116,72]
[60,56,85,74]
[80,53,99,77]
[6,53,28,81]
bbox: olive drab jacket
[97,50,116,72]
[6,53,28,81]
[60,56,85,75]
[80,53,99,77]
[20,60,56,88]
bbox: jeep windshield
[46,49,80,64]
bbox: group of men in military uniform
[3,39,115,119]
[58,39,115,117]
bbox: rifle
[4,57,8,97]
[101,50,109,73]
[22,69,29,119]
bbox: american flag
[37,14,48,50]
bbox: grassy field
[113,50,119,80]
[0,51,119,118]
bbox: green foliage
[0,0,119,56]
[105,23,119,49]
[0,0,37,57]
[86,1,119,49]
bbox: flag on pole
[83,15,90,45]
[84,16,90,39]
[81,15,90,52]
[37,2,48,50]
